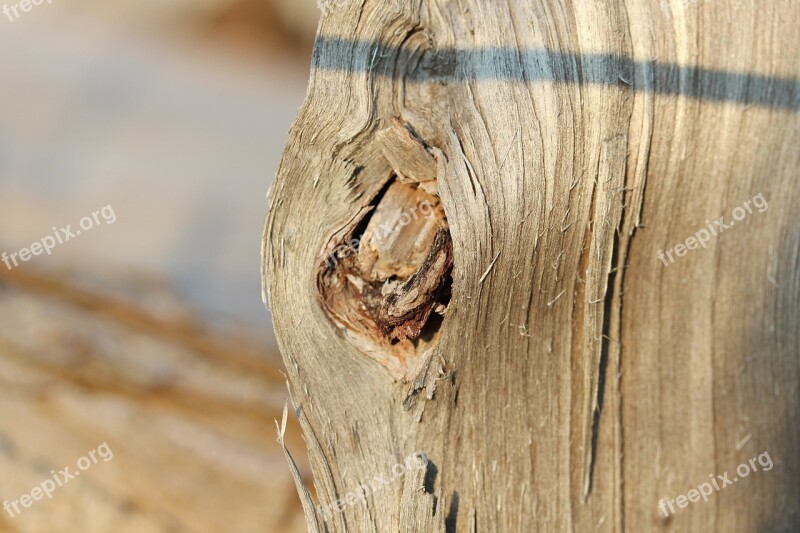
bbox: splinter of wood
[375,117,438,183]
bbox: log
[263,1,800,530]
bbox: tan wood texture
[0,269,306,533]
[263,1,800,531]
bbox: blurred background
[0,1,322,531]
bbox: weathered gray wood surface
[264,1,800,531]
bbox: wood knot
[316,119,452,380]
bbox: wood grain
[263,1,800,531]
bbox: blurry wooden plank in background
[0,268,307,533]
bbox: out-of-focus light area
[0,0,317,334]
[0,1,320,531]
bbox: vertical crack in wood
[581,136,628,502]
[586,229,620,499]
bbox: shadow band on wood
[310,37,800,110]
